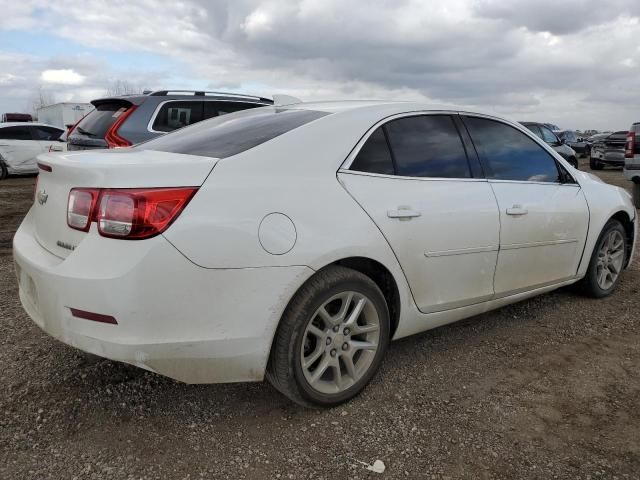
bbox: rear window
[73,102,130,138]
[138,108,329,159]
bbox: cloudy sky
[1,0,639,130]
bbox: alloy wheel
[596,230,625,290]
[300,291,381,395]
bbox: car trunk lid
[32,149,217,258]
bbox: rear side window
[139,108,329,159]
[349,127,394,175]
[31,126,63,140]
[385,115,470,178]
[0,126,31,140]
[152,101,204,132]
[73,103,130,138]
[464,116,560,183]
[539,126,558,144]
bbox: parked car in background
[543,122,561,132]
[624,122,640,207]
[15,102,636,407]
[590,131,627,170]
[2,113,33,123]
[554,130,591,157]
[67,90,273,150]
[37,102,93,130]
[520,121,578,168]
[587,133,609,143]
[0,123,65,179]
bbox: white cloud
[40,69,86,85]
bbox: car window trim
[342,110,477,180]
[460,113,579,186]
[147,99,268,133]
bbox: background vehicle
[520,121,578,168]
[0,123,65,179]
[37,102,93,130]
[14,102,636,407]
[67,90,273,150]
[624,122,640,207]
[2,113,33,123]
[543,122,561,131]
[554,130,591,157]
[590,131,627,170]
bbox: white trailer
[36,102,93,129]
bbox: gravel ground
[1,160,639,480]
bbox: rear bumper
[592,150,625,165]
[13,209,313,383]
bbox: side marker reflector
[70,308,118,325]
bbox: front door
[462,115,589,295]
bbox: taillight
[67,188,99,232]
[104,106,137,148]
[66,187,197,239]
[625,131,635,158]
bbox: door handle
[506,205,528,216]
[387,207,421,219]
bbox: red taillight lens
[65,187,197,239]
[68,188,100,232]
[625,131,636,159]
[104,105,137,148]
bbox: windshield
[137,107,330,159]
[71,102,129,138]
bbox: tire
[267,265,390,407]
[569,156,578,169]
[0,161,7,180]
[590,157,603,170]
[579,219,627,298]
[632,182,640,209]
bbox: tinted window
[139,108,329,159]
[539,126,558,144]
[0,126,31,140]
[464,117,560,183]
[350,127,394,175]
[384,115,470,178]
[31,126,63,140]
[524,124,542,139]
[152,101,204,132]
[72,103,129,138]
[203,101,262,120]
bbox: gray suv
[67,90,272,150]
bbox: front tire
[590,157,603,170]
[580,220,627,298]
[267,266,390,407]
[0,162,7,180]
[632,182,640,209]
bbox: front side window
[539,126,558,144]
[31,126,63,140]
[152,101,204,132]
[464,116,560,183]
[0,126,31,140]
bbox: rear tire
[579,220,627,298]
[0,162,7,180]
[267,265,390,407]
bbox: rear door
[29,125,65,153]
[462,115,589,295]
[0,126,41,172]
[338,114,500,314]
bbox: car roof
[90,90,273,107]
[0,122,63,129]
[286,100,499,117]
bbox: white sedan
[13,102,637,406]
[0,122,66,179]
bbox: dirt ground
[1,160,639,479]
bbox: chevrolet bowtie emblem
[37,189,48,206]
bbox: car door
[0,126,41,173]
[338,114,500,314]
[29,125,65,154]
[462,115,589,296]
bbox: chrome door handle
[387,207,421,219]
[506,205,528,216]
